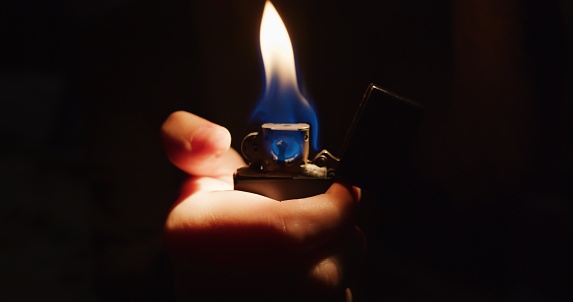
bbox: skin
[161,111,364,301]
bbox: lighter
[234,83,423,200]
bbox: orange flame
[252,1,319,149]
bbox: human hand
[161,111,364,301]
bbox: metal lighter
[233,83,423,200]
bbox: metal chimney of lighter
[234,123,340,200]
[240,123,339,177]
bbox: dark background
[1,0,572,301]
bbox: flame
[260,1,298,91]
[250,1,319,150]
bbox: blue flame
[250,76,320,151]
[265,131,305,163]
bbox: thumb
[161,111,245,177]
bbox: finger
[306,226,366,292]
[160,111,245,178]
[165,181,359,259]
[279,182,360,251]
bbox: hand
[161,111,364,301]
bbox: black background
[1,0,572,301]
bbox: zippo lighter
[233,83,423,200]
